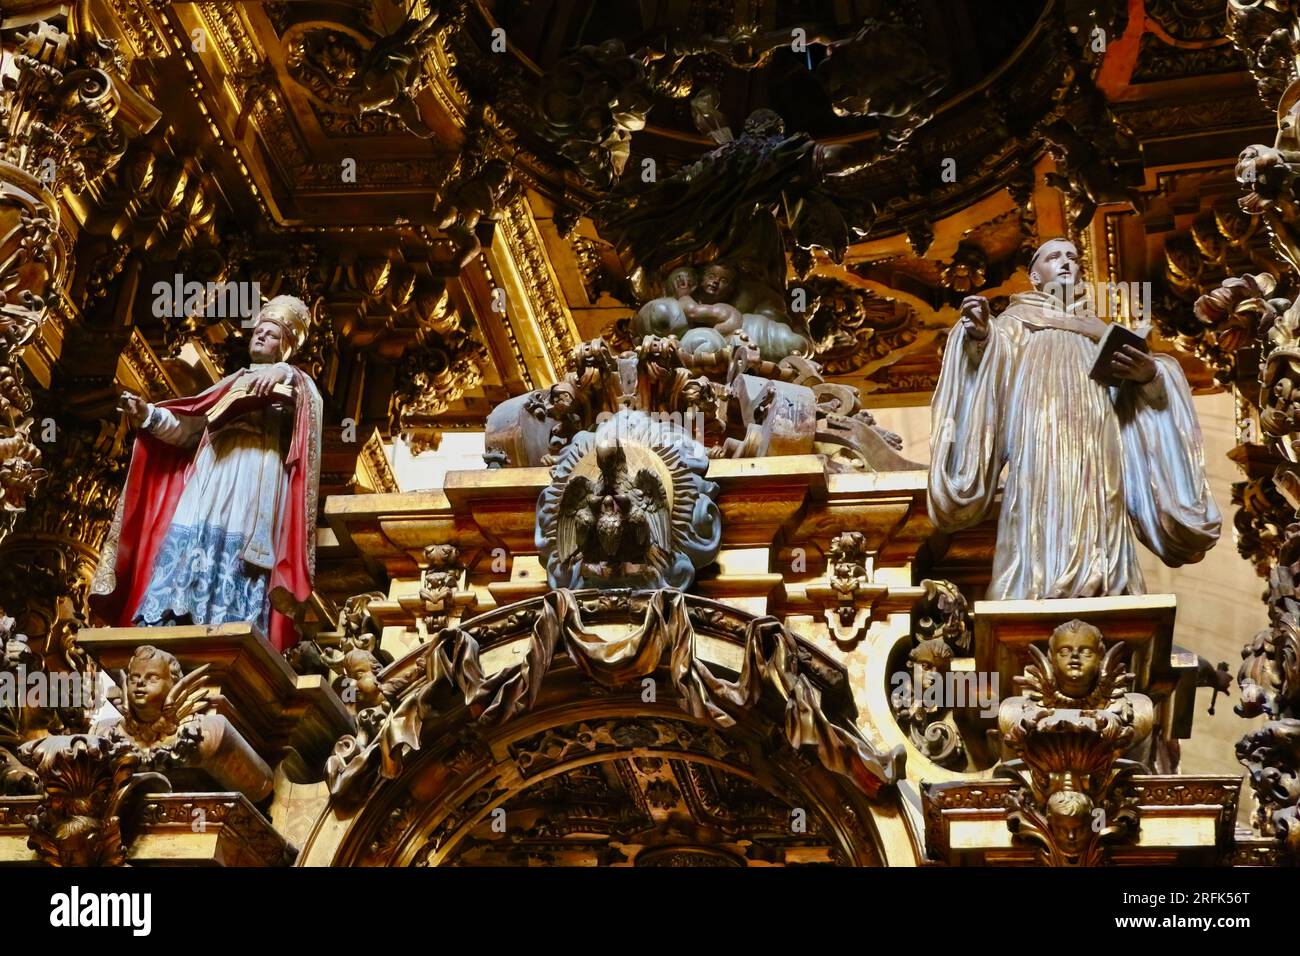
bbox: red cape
[90,369,320,651]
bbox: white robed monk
[928,237,1220,600]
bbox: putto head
[1048,618,1104,699]
[666,266,698,296]
[126,644,182,723]
[697,261,738,302]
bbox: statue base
[923,775,1241,865]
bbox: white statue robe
[928,291,1221,600]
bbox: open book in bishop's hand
[1089,323,1152,389]
[205,380,295,429]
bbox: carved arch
[297,590,915,866]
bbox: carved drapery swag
[327,589,904,803]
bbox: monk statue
[90,295,323,651]
[928,238,1220,600]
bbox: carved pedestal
[0,792,294,866]
[923,775,1241,865]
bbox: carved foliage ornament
[0,20,136,193]
[18,735,167,867]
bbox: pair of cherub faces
[666,263,737,306]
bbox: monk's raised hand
[960,295,990,340]
[1109,344,1157,384]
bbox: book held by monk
[1089,323,1150,388]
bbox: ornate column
[1198,0,1300,856]
[0,7,158,646]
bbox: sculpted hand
[960,295,990,340]
[1109,344,1157,384]
[245,365,290,398]
[119,392,148,429]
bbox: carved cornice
[493,193,579,377]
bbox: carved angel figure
[106,645,211,750]
[432,158,513,270]
[354,6,449,137]
[94,645,273,802]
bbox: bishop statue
[90,295,323,650]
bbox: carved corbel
[995,619,1152,866]
[804,531,888,648]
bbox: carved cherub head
[666,266,698,298]
[907,637,953,702]
[1049,619,1103,699]
[126,645,182,725]
[341,648,386,711]
[1014,619,1133,712]
[546,382,578,416]
[697,262,738,304]
[480,158,513,202]
[1046,788,1093,858]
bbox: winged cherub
[557,435,670,582]
[108,645,211,750]
[1007,619,1143,746]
